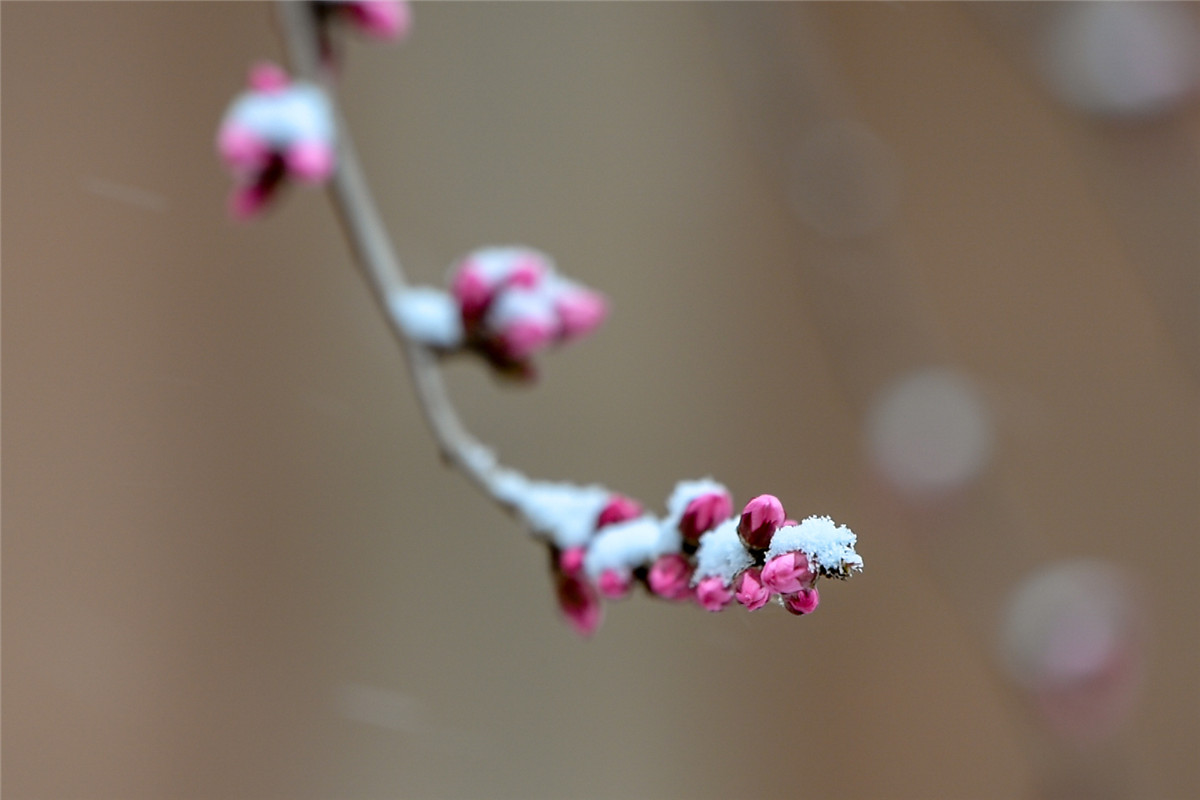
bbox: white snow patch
[692,519,753,585]
[584,516,680,580]
[391,287,464,348]
[767,515,862,576]
[499,479,611,549]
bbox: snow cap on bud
[598,568,634,599]
[782,587,820,616]
[734,567,772,611]
[555,571,603,636]
[596,495,643,529]
[695,576,734,612]
[648,553,694,600]
[761,551,814,595]
[738,494,787,550]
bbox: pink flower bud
[555,572,603,636]
[217,124,269,172]
[738,494,787,550]
[248,61,289,93]
[647,553,695,601]
[228,182,276,221]
[496,317,554,362]
[679,491,733,544]
[451,264,493,321]
[761,552,813,595]
[507,253,546,289]
[596,495,643,529]
[695,576,734,612]
[555,288,608,340]
[286,140,336,182]
[598,568,633,599]
[558,546,585,577]
[734,567,772,611]
[782,587,820,616]
[347,0,412,41]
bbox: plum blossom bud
[734,567,772,611]
[596,495,643,529]
[695,576,734,612]
[217,63,335,220]
[340,0,412,41]
[648,553,694,600]
[555,571,602,636]
[737,494,787,551]
[554,285,608,340]
[558,546,586,577]
[679,491,734,545]
[598,568,634,599]
[761,551,813,595]
[782,587,820,616]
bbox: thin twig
[275,0,517,509]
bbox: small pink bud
[598,568,633,599]
[555,572,602,636]
[555,289,608,340]
[596,495,642,529]
[558,546,585,577]
[782,587,820,616]
[738,494,787,550]
[679,491,733,544]
[286,140,335,182]
[348,0,412,41]
[647,553,695,601]
[761,552,813,594]
[451,265,493,321]
[695,576,734,612]
[734,567,772,611]
[229,183,274,221]
[248,61,290,93]
[217,124,269,172]
[507,254,546,289]
[496,317,554,361]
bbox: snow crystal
[391,287,464,348]
[692,519,753,585]
[766,515,863,576]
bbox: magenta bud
[451,265,493,321]
[557,546,585,577]
[679,491,733,544]
[695,576,734,612]
[760,552,813,595]
[555,572,603,636]
[286,140,335,182]
[596,495,643,529]
[737,494,787,550]
[217,124,269,172]
[496,317,554,361]
[782,587,820,616]
[348,0,412,41]
[647,554,695,601]
[229,183,274,221]
[597,568,633,599]
[248,61,290,93]
[506,253,547,289]
[734,567,772,611]
[555,289,608,340]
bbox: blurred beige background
[4,3,1198,799]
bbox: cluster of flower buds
[313,0,413,42]
[391,247,608,379]
[493,472,862,636]
[216,63,336,219]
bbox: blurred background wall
[4,3,1197,798]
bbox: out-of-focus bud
[737,494,787,551]
[733,567,771,611]
[598,568,634,599]
[343,0,413,41]
[596,495,643,529]
[557,546,586,577]
[781,587,820,616]
[761,552,813,595]
[695,576,734,612]
[555,286,609,340]
[679,491,733,545]
[647,553,694,600]
[555,571,602,636]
